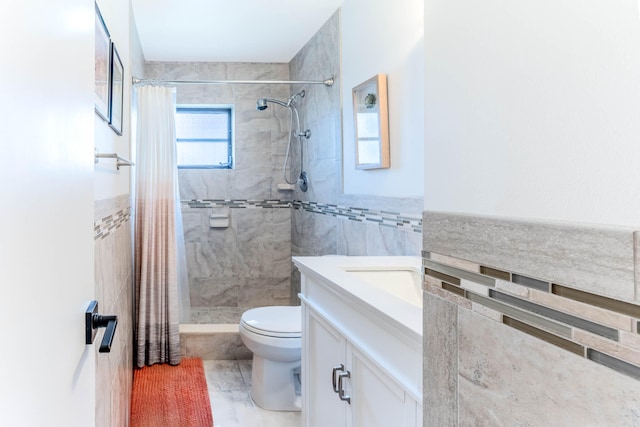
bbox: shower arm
[259,97,310,139]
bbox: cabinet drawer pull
[332,364,344,393]
[338,371,351,404]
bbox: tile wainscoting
[422,211,640,425]
[423,212,638,302]
[94,195,134,427]
[94,204,130,240]
[423,252,640,379]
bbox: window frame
[175,104,234,169]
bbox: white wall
[342,0,424,198]
[0,0,96,425]
[94,0,133,201]
[424,0,640,228]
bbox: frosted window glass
[175,106,233,169]
[177,142,228,167]
[175,111,228,139]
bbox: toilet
[239,305,302,411]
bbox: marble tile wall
[145,11,425,321]
[422,211,640,425]
[94,195,134,427]
[423,211,638,302]
[288,10,343,205]
[288,10,424,302]
[181,202,292,313]
[145,62,294,202]
[180,324,252,360]
[144,62,295,317]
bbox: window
[175,106,233,169]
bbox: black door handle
[85,301,118,353]
[93,314,118,353]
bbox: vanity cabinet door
[302,305,348,427]
[348,346,420,427]
[299,274,422,427]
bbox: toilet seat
[240,306,301,338]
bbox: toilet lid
[241,306,301,338]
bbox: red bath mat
[131,357,213,427]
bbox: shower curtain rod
[132,77,335,87]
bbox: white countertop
[293,255,423,337]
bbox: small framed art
[94,3,111,122]
[109,43,123,135]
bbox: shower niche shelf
[277,183,296,191]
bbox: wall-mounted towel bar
[94,148,134,170]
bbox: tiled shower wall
[180,201,292,322]
[94,195,133,427]
[145,10,423,319]
[422,212,640,425]
[144,62,294,319]
[144,62,294,201]
[288,10,423,302]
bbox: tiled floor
[203,360,302,427]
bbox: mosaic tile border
[423,211,638,302]
[94,207,131,240]
[423,251,640,381]
[293,201,422,233]
[184,199,291,209]
[182,199,423,232]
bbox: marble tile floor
[204,359,302,427]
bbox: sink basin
[293,255,423,337]
[343,268,422,306]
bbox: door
[303,305,347,427]
[349,346,410,427]
[0,0,96,425]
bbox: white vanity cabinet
[294,256,423,427]
[303,308,346,426]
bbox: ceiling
[131,0,344,63]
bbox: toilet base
[250,355,302,411]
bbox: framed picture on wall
[352,74,390,170]
[94,3,111,122]
[109,42,123,135]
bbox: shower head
[256,98,268,111]
[255,90,305,111]
[255,93,310,139]
[256,97,289,111]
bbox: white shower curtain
[134,85,188,367]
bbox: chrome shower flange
[298,172,308,192]
[299,129,311,139]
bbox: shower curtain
[134,85,187,367]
